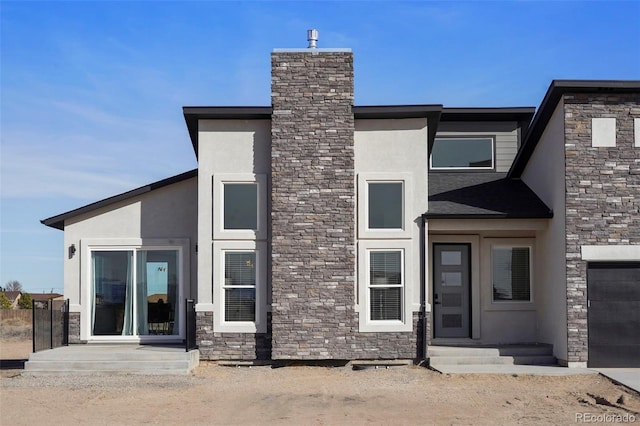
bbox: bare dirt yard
[1,335,639,426]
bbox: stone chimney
[270,32,357,359]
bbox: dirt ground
[1,338,639,426]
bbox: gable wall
[563,92,640,365]
[63,178,198,342]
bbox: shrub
[18,293,33,309]
[0,293,13,310]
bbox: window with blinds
[369,250,403,321]
[492,247,531,301]
[224,251,256,322]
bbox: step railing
[185,299,197,352]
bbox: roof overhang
[41,169,197,230]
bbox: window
[224,183,257,230]
[358,240,412,332]
[369,250,403,320]
[213,241,266,333]
[358,173,412,239]
[213,174,266,240]
[430,137,494,170]
[223,251,256,322]
[90,247,182,338]
[368,182,403,229]
[492,246,531,302]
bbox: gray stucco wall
[63,177,198,342]
[520,101,568,363]
[564,92,640,364]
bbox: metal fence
[185,299,197,352]
[32,299,69,353]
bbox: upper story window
[224,183,257,230]
[358,173,412,239]
[368,182,403,229]
[213,174,266,240]
[430,137,494,170]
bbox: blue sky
[1,1,639,294]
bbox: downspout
[420,215,428,362]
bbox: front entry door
[433,244,470,338]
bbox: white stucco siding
[196,119,271,309]
[354,118,429,315]
[436,121,521,172]
[520,100,568,362]
[63,177,198,312]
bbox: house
[1,291,22,309]
[30,293,64,309]
[41,35,640,368]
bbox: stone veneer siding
[269,50,423,360]
[270,50,358,359]
[197,312,272,360]
[69,312,81,344]
[564,92,640,364]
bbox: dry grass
[0,317,32,340]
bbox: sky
[1,1,639,294]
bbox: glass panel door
[92,251,133,336]
[137,250,179,336]
[91,249,179,338]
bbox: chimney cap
[307,29,318,48]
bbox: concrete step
[427,344,553,358]
[23,345,199,375]
[429,355,557,366]
[427,344,556,368]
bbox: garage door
[587,262,640,368]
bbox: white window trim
[213,174,266,240]
[358,240,413,332]
[429,137,495,170]
[80,238,189,342]
[358,172,412,239]
[213,240,267,333]
[484,238,535,310]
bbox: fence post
[64,299,70,346]
[49,300,54,350]
[32,299,36,354]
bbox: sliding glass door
[91,249,180,338]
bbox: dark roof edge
[422,211,553,220]
[41,169,198,230]
[508,80,640,177]
[353,104,442,119]
[441,107,536,122]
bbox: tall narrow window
[224,183,257,230]
[369,250,403,321]
[368,182,403,229]
[223,251,256,322]
[492,247,531,302]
